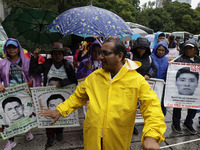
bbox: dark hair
[176,67,199,81]
[104,39,127,60]
[49,77,62,83]
[2,97,22,110]
[46,94,65,107]
[159,33,165,37]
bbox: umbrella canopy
[121,33,141,41]
[2,7,62,53]
[131,28,148,36]
[145,34,155,43]
[47,5,133,38]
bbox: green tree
[136,7,175,32]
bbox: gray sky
[140,0,200,9]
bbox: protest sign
[166,48,180,61]
[164,62,200,109]
[31,84,80,128]
[0,83,37,140]
[135,78,165,123]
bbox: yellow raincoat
[57,59,166,150]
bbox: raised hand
[0,84,5,92]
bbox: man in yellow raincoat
[40,39,166,150]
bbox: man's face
[156,45,165,58]
[4,101,24,122]
[184,46,196,58]
[48,98,63,110]
[158,36,165,43]
[51,51,64,63]
[99,42,119,73]
[176,73,198,95]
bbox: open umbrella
[2,7,62,53]
[131,28,148,36]
[47,5,133,38]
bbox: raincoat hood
[151,32,166,48]
[180,39,199,55]
[131,37,151,58]
[124,58,141,70]
[89,39,102,56]
[152,41,169,58]
[4,38,25,60]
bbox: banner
[0,83,37,140]
[135,78,165,123]
[31,84,80,128]
[164,62,200,109]
[166,48,180,61]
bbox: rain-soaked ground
[1,107,200,150]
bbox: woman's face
[6,45,19,59]
[136,47,146,57]
[156,45,166,58]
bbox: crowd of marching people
[0,33,200,150]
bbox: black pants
[46,128,63,139]
[173,108,197,126]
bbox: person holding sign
[39,39,166,150]
[172,40,200,135]
[131,37,158,135]
[0,38,41,150]
[151,41,169,116]
[30,42,77,149]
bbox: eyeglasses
[99,50,114,56]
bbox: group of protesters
[0,32,199,150]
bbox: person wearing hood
[39,39,166,150]
[29,42,77,148]
[76,39,102,79]
[151,41,169,116]
[172,39,200,135]
[131,37,158,80]
[0,38,41,150]
[151,32,166,49]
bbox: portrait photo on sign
[2,97,25,123]
[164,63,200,109]
[0,83,37,140]
[31,85,80,128]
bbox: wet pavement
[1,107,200,150]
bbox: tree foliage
[2,0,200,34]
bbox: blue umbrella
[131,33,141,40]
[47,5,133,38]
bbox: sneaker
[56,133,63,141]
[4,140,16,150]
[45,138,54,148]
[183,123,197,135]
[171,123,183,134]
[25,131,33,141]
[198,116,200,126]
